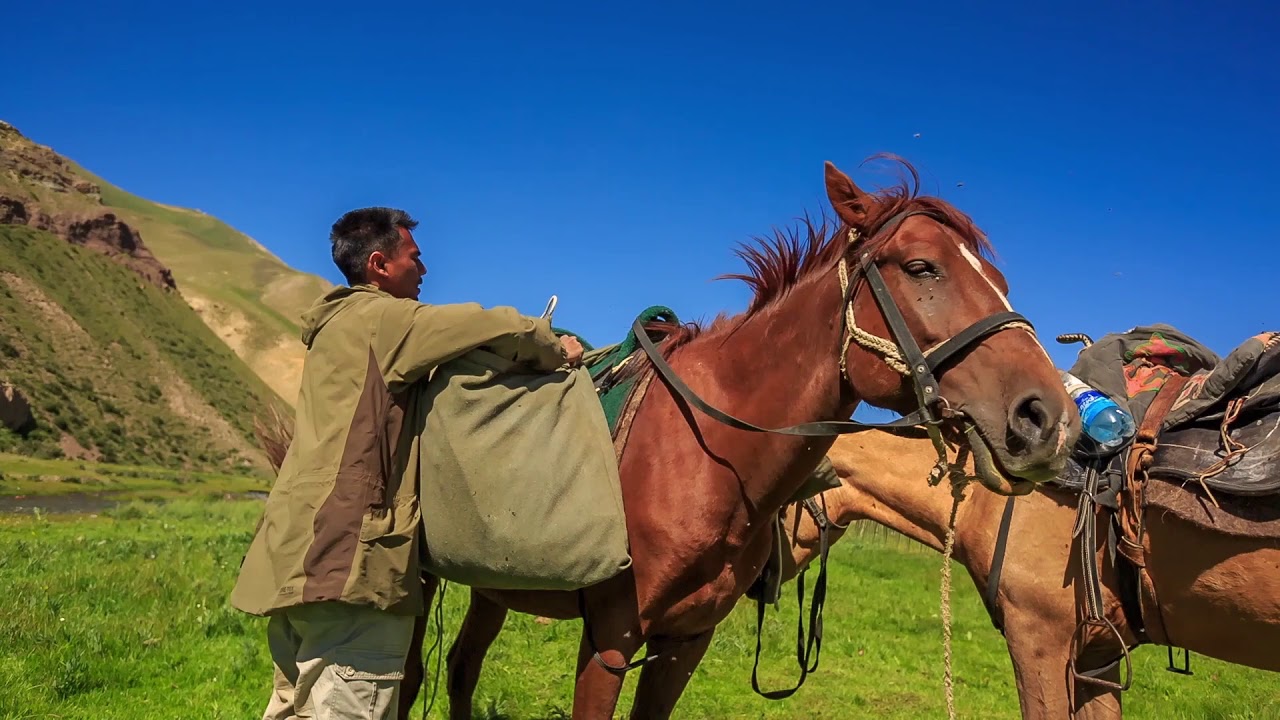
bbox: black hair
[329,207,419,285]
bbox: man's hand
[559,335,584,367]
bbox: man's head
[330,207,426,300]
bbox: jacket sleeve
[376,300,567,389]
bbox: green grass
[0,453,268,498]
[0,498,1274,719]
[0,225,283,471]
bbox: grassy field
[0,453,268,500]
[1,497,1276,719]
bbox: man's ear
[365,250,390,281]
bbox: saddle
[1118,329,1280,547]
[1057,326,1280,508]
[1056,325,1280,658]
[560,305,681,456]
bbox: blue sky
[4,1,1278,373]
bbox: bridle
[832,208,1035,479]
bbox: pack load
[413,300,640,591]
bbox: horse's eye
[904,260,936,277]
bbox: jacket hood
[300,284,390,347]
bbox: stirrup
[1068,616,1133,692]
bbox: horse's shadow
[472,700,570,720]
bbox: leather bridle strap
[860,257,941,413]
[632,318,932,435]
[926,311,1032,372]
[858,249,1034,425]
[844,208,1034,422]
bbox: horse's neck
[683,273,853,522]
[826,434,975,554]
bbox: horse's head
[824,159,1079,494]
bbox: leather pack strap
[983,496,1017,635]
[1138,374,1190,446]
[1127,374,1190,479]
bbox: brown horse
[385,157,1081,719]
[257,157,1080,717]
[778,430,1280,719]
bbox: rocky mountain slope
[0,224,282,471]
[0,120,332,405]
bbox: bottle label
[1076,391,1110,425]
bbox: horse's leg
[1003,610,1123,720]
[625,630,715,720]
[397,575,438,720]
[444,588,509,720]
[1068,662,1123,720]
[396,614,428,720]
[570,586,644,720]
[1000,613,1082,720]
[1004,632,1063,718]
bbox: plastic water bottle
[1061,372,1136,449]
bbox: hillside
[0,120,332,404]
[0,225,284,471]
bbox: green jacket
[230,284,567,616]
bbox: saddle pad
[1144,467,1280,541]
[1164,332,1280,430]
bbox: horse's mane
[636,155,993,359]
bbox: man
[230,207,583,719]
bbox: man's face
[368,227,426,300]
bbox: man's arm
[377,300,568,389]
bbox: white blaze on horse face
[958,244,1012,311]
[957,243,1052,361]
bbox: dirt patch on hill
[185,291,304,404]
[158,362,253,455]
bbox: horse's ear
[824,161,872,228]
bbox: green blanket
[586,306,678,434]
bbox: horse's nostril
[1021,397,1051,435]
[1006,393,1052,455]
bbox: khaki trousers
[261,601,415,720]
